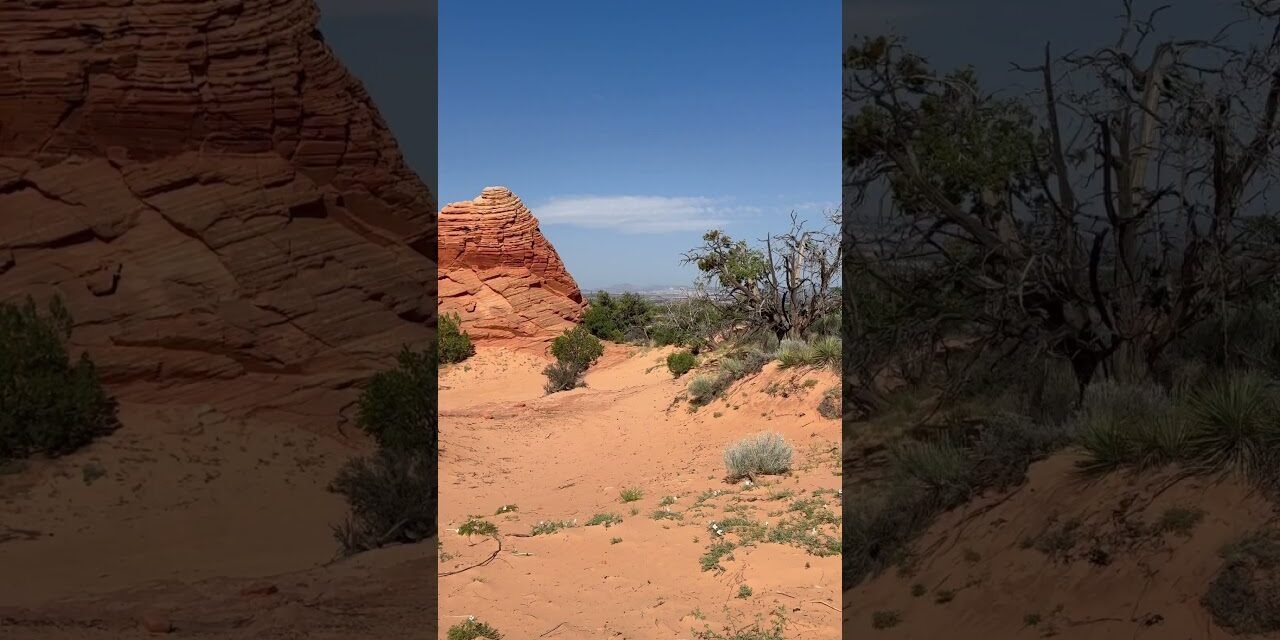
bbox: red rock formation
[439,187,585,346]
[0,0,436,429]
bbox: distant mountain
[582,284,699,301]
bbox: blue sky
[438,1,839,290]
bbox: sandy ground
[439,344,842,639]
[0,403,356,607]
[844,452,1280,639]
[0,400,440,638]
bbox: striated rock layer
[0,0,436,429]
[438,187,585,346]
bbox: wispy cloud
[535,195,759,234]
[784,200,840,215]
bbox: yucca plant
[1183,371,1280,483]
[893,438,974,502]
[1072,380,1175,476]
[1076,419,1138,476]
[809,335,841,369]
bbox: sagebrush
[724,432,793,480]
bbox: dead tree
[684,211,840,341]
[844,0,1280,392]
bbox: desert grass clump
[871,610,902,629]
[619,486,644,502]
[719,357,745,379]
[0,296,118,460]
[447,618,503,640]
[586,512,623,527]
[688,374,727,405]
[723,432,793,480]
[1203,529,1280,634]
[1156,506,1205,536]
[330,448,433,555]
[775,338,811,368]
[551,325,605,369]
[356,346,437,452]
[530,519,577,535]
[1073,380,1182,476]
[1183,371,1280,483]
[667,351,697,377]
[892,438,973,504]
[458,517,498,538]
[438,312,475,364]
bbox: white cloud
[784,200,840,215]
[534,195,759,234]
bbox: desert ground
[0,401,437,639]
[438,343,841,639]
[843,451,1280,639]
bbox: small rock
[139,610,173,633]
[482,413,494,420]
[85,262,122,297]
[240,582,279,597]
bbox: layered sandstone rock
[439,187,585,345]
[0,0,436,428]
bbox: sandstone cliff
[0,0,436,428]
[438,187,585,346]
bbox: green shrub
[447,618,504,640]
[0,296,117,460]
[551,326,605,369]
[582,292,656,343]
[330,448,433,555]
[582,296,624,342]
[438,313,475,364]
[723,432,793,479]
[667,351,697,377]
[968,414,1073,489]
[649,297,725,351]
[543,361,585,394]
[357,347,437,452]
[1203,529,1280,634]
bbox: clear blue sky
[439,1,839,290]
